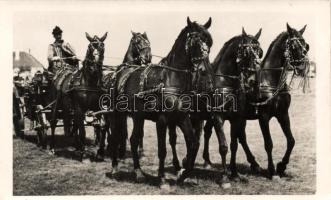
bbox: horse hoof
[138,150,144,158]
[220,175,231,189]
[221,182,231,189]
[176,168,189,184]
[82,158,91,164]
[276,162,287,177]
[110,166,119,176]
[134,169,145,183]
[203,161,213,170]
[95,150,105,162]
[182,157,188,169]
[160,178,170,190]
[250,163,262,174]
[48,149,56,155]
[95,155,104,162]
[271,175,281,182]
[230,173,248,183]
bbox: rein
[250,44,310,106]
[116,63,195,97]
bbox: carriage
[19,63,106,149]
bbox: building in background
[13,51,44,80]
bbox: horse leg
[74,106,86,161]
[138,123,144,157]
[109,113,120,174]
[94,120,101,146]
[156,115,168,187]
[177,115,200,183]
[258,114,275,179]
[49,99,59,152]
[276,112,295,177]
[62,107,71,137]
[237,120,261,174]
[97,114,108,161]
[168,124,181,172]
[229,119,239,180]
[213,115,228,174]
[119,116,128,159]
[203,118,213,168]
[130,116,145,182]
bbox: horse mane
[261,32,289,66]
[161,26,190,64]
[212,35,242,70]
[123,40,134,63]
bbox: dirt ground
[13,79,316,195]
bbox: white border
[0,1,330,199]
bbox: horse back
[116,65,163,96]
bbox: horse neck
[162,37,193,91]
[213,41,240,88]
[261,34,288,85]
[262,33,288,69]
[123,41,136,64]
[81,60,102,87]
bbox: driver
[47,26,78,74]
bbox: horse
[107,17,213,186]
[50,32,108,158]
[204,23,310,179]
[168,28,264,182]
[96,31,152,160]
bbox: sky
[13,2,316,67]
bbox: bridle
[84,40,104,73]
[131,34,151,65]
[251,35,310,106]
[185,32,210,67]
[215,39,262,93]
[284,36,309,75]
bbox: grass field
[13,80,316,195]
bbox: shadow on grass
[105,170,164,187]
[19,134,100,162]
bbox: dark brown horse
[168,28,263,182]
[204,23,310,179]
[108,17,213,186]
[50,32,107,157]
[96,31,152,160]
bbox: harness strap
[251,60,293,106]
[215,73,240,80]
[65,86,102,94]
[139,64,154,93]
[118,66,146,94]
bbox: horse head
[85,32,107,76]
[237,27,263,88]
[285,23,309,75]
[129,31,152,65]
[185,17,213,72]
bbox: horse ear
[100,32,108,42]
[242,27,247,36]
[286,23,294,35]
[255,28,262,40]
[85,32,93,42]
[187,16,193,27]
[204,17,212,29]
[131,30,137,37]
[299,24,307,35]
[142,32,148,39]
